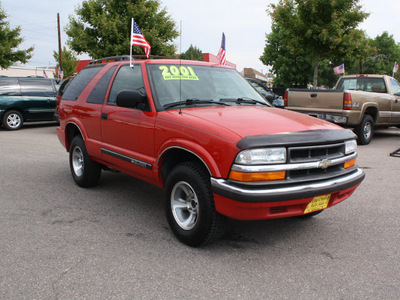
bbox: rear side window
[58,77,73,97]
[19,79,55,97]
[0,78,21,96]
[62,66,102,100]
[86,66,117,104]
[108,65,145,104]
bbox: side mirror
[116,89,147,110]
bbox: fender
[156,138,224,178]
[358,102,379,124]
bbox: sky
[2,0,400,74]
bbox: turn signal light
[229,170,286,182]
[344,158,356,169]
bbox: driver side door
[100,64,156,182]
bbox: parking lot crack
[51,259,83,300]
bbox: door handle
[101,113,108,120]
[310,93,318,98]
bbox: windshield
[147,63,269,110]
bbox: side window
[391,78,400,95]
[62,66,103,100]
[19,79,55,97]
[86,66,117,104]
[108,65,145,104]
[0,78,21,96]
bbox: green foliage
[179,45,204,61]
[53,46,78,78]
[363,32,400,79]
[66,0,179,59]
[261,0,369,87]
[0,3,33,69]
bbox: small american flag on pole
[333,64,345,75]
[217,33,226,65]
[131,18,151,59]
[393,62,398,74]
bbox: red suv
[57,57,364,246]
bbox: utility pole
[57,13,63,73]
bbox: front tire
[164,162,225,246]
[69,136,101,187]
[354,115,374,145]
[2,110,23,130]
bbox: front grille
[288,143,345,163]
[287,142,346,181]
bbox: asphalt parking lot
[1,124,400,299]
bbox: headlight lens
[345,140,357,154]
[235,148,286,165]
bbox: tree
[262,0,368,87]
[362,32,400,78]
[260,20,312,87]
[66,0,179,59]
[179,45,203,61]
[53,46,78,78]
[0,3,33,69]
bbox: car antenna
[179,20,182,114]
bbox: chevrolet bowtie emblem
[319,159,331,169]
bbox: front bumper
[211,168,364,203]
[211,168,365,220]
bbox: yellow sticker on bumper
[304,194,331,214]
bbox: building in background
[243,68,273,87]
[0,63,56,78]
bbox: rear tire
[354,115,374,145]
[69,136,101,187]
[164,162,225,246]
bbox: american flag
[131,18,151,58]
[393,62,399,74]
[217,33,226,65]
[333,64,345,75]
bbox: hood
[171,106,342,140]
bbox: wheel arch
[158,145,220,187]
[361,104,378,124]
[64,121,85,151]
[3,108,26,121]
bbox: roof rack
[88,55,176,65]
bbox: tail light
[284,90,288,107]
[343,92,352,110]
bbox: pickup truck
[57,57,365,246]
[284,75,400,144]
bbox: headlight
[345,140,357,154]
[235,148,286,165]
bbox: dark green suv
[0,77,57,130]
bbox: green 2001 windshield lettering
[159,66,199,80]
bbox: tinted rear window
[62,66,102,100]
[337,77,387,93]
[19,79,55,97]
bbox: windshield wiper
[163,99,229,109]
[219,97,270,106]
